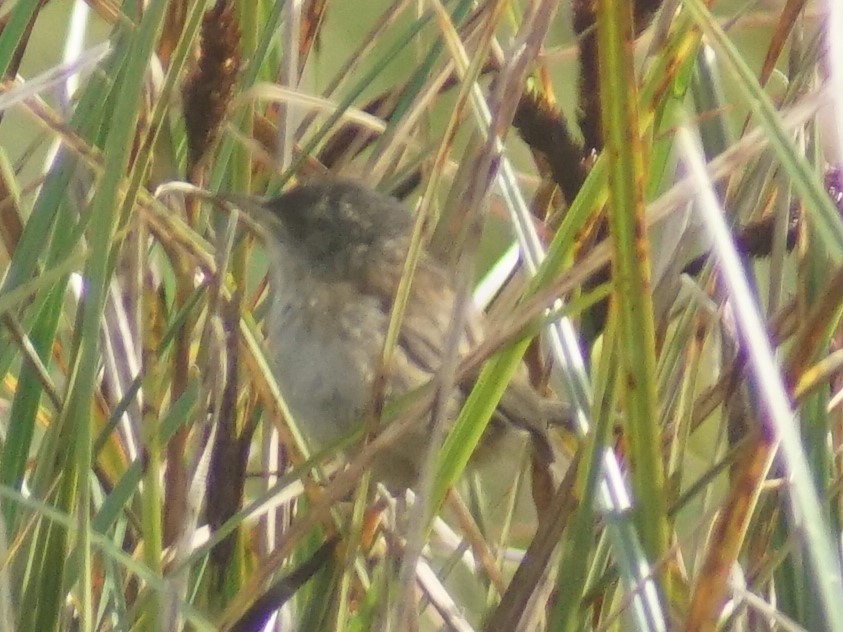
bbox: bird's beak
[216,193,274,238]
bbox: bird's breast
[266,278,388,451]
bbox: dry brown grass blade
[298,0,329,74]
[159,0,189,66]
[83,0,121,24]
[319,4,499,174]
[445,491,506,594]
[0,165,23,258]
[685,430,775,632]
[486,449,581,632]
[759,0,812,87]
[785,264,843,388]
[294,0,413,162]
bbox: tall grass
[0,0,839,630]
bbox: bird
[234,178,569,489]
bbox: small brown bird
[236,178,568,489]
